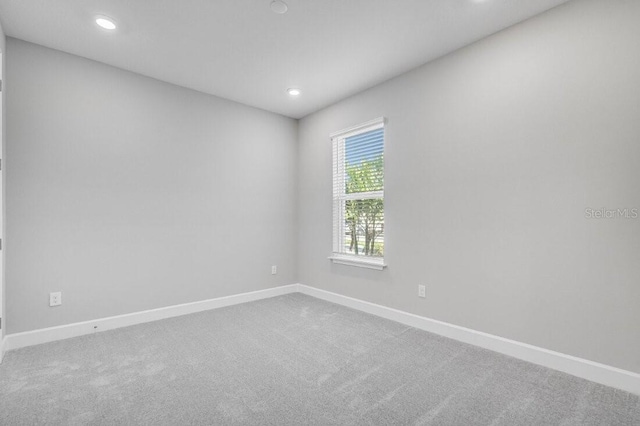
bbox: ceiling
[0,0,571,119]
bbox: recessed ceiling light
[270,1,288,14]
[287,88,301,96]
[95,17,117,30]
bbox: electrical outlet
[271,265,277,275]
[50,292,62,307]
[418,285,426,298]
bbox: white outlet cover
[418,285,426,298]
[50,292,62,307]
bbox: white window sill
[328,255,387,270]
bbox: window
[330,117,386,270]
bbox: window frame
[329,117,387,270]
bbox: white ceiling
[0,0,571,119]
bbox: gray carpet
[1,293,638,425]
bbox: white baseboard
[0,336,6,364]
[297,284,640,396]
[3,282,638,396]
[4,284,298,352]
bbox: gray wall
[6,39,298,334]
[0,21,5,341]
[298,0,640,373]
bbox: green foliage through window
[344,155,384,256]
